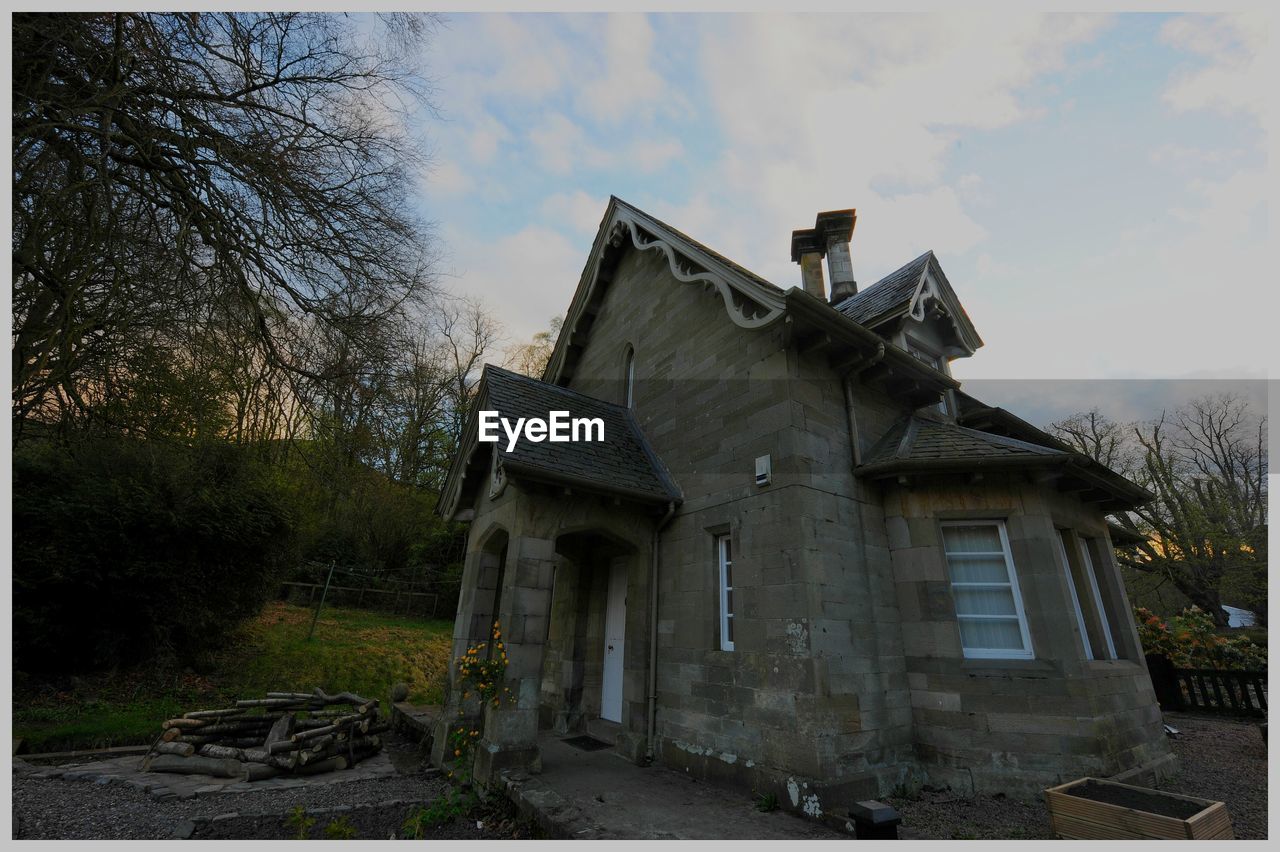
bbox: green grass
[13,602,453,754]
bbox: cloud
[467,114,512,164]
[1159,14,1267,127]
[418,13,1265,386]
[441,224,585,344]
[542,190,610,234]
[658,13,1111,287]
[576,14,668,124]
[630,137,684,172]
[1149,143,1240,170]
[443,15,572,103]
[963,163,1266,381]
[423,160,473,197]
[528,113,612,175]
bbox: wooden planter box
[1044,777,1233,840]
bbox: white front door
[600,557,627,723]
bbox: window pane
[947,555,1011,583]
[942,524,1002,553]
[953,587,1017,617]
[724,561,732,588]
[722,539,731,563]
[959,618,1024,650]
[725,588,734,615]
[726,615,734,642]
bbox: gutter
[784,287,959,392]
[645,500,678,762]
[857,455,1149,509]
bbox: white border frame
[1078,536,1119,660]
[1056,529,1097,660]
[716,533,734,652]
[941,520,1034,660]
[624,345,635,409]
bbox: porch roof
[438,366,681,520]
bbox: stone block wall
[882,475,1175,795]
[564,247,918,817]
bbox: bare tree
[1045,408,1136,473]
[1051,395,1268,626]
[12,12,440,435]
[504,316,563,378]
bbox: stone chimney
[815,209,857,303]
[790,228,826,299]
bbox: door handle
[608,645,614,651]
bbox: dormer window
[624,345,635,409]
[905,337,945,373]
[905,337,952,416]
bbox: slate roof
[860,415,1066,473]
[480,365,680,504]
[833,251,932,327]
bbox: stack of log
[142,688,388,782]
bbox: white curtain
[943,524,1027,653]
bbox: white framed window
[716,534,734,651]
[624,346,635,409]
[1079,536,1119,659]
[941,521,1033,659]
[1056,530,1120,661]
[1056,530,1096,660]
[906,337,943,371]
[905,337,951,415]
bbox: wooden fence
[1173,668,1267,717]
[1146,655,1267,718]
[279,581,444,620]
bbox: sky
[409,12,1268,426]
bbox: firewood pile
[142,688,388,781]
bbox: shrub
[1134,606,1267,670]
[12,436,297,673]
[322,816,357,839]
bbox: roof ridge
[897,417,921,459]
[940,419,1065,455]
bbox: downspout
[843,341,885,467]
[645,500,678,762]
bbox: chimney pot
[790,228,827,300]
[815,209,858,303]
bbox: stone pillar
[432,539,509,767]
[472,533,557,785]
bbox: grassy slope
[14,602,453,754]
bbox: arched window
[623,346,635,409]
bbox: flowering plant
[1133,606,1266,670]
[445,620,513,781]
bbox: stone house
[435,197,1174,821]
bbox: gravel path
[889,789,1054,839]
[1160,711,1267,839]
[12,770,450,839]
[12,713,1267,839]
[887,712,1267,840]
